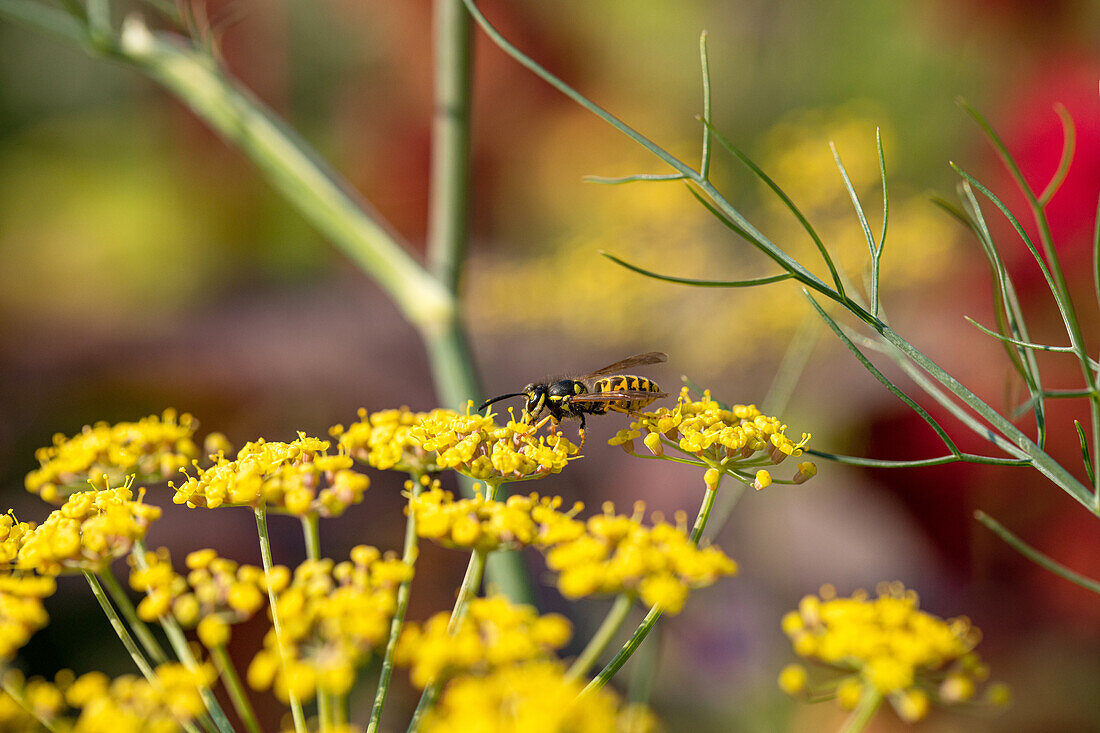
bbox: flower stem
[254,505,307,733]
[98,563,168,664]
[367,476,425,733]
[566,593,634,681]
[83,568,157,680]
[582,604,663,696]
[211,643,263,733]
[838,687,883,733]
[299,510,331,727]
[130,541,236,733]
[585,480,721,694]
[301,512,321,561]
[407,545,491,731]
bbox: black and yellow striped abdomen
[589,375,662,414]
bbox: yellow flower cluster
[247,547,411,702]
[172,435,369,516]
[25,410,202,503]
[394,596,572,688]
[409,487,584,553]
[129,547,283,647]
[612,388,813,489]
[543,502,737,614]
[410,407,579,481]
[16,484,161,575]
[0,573,56,661]
[333,407,446,473]
[780,582,1006,722]
[422,660,655,733]
[0,663,214,733]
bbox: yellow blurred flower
[334,407,445,474]
[542,501,737,614]
[25,410,200,503]
[409,486,584,553]
[421,660,655,733]
[395,596,572,689]
[0,663,215,733]
[128,547,278,646]
[0,573,56,662]
[247,547,411,702]
[780,582,1005,723]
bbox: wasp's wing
[577,352,667,381]
[568,390,668,405]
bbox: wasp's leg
[532,415,554,432]
[577,413,587,450]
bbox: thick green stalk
[115,19,451,329]
[254,506,306,733]
[428,0,474,292]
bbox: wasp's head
[522,383,548,422]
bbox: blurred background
[2,0,1100,730]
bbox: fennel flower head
[780,582,1009,722]
[24,410,204,503]
[171,434,369,516]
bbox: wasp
[477,352,668,447]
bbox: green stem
[975,510,1100,594]
[565,593,634,681]
[254,506,307,733]
[83,569,157,680]
[583,604,663,696]
[367,477,425,733]
[300,512,321,560]
[98,563,168,664]
[837,687,882,733]
[211,643,263,733]
[407,546,490,731]
[114,18,450,330]
[427,0,474,293]
[130,541,235,733]
[586,482,720,694]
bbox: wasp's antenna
[478,393,528,411]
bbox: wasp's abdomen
[591,375,662,413]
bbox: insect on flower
[478,352,668,447]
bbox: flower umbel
[16,481,161,575]
[334,407,446,474]
[410,405,579,482]
[247,547,411,702]
[25,410,203,503]
[394,596,571,688]
[616,388,813,490]
[0,663,215,732]
[780,582,1007,723]
[172,434,369,516]
[421,660,655,733]
[409,485,585,553]
[542,501,737,614]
